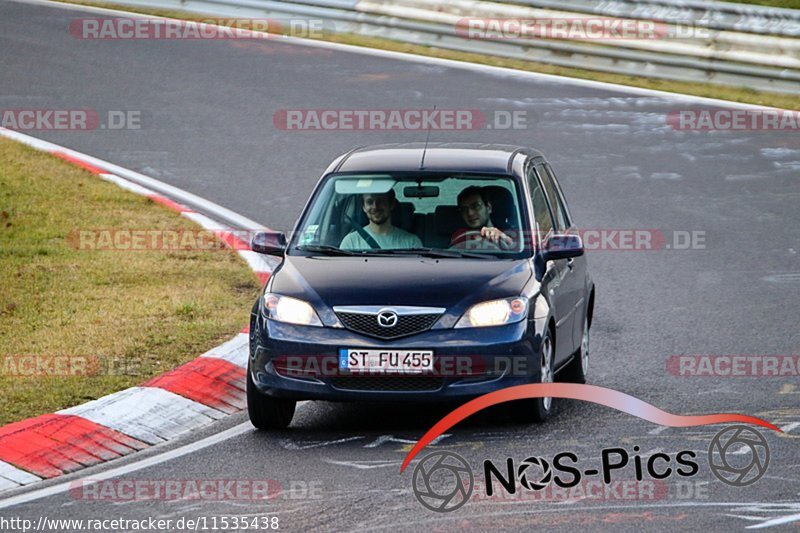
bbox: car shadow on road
[260,398,592,437]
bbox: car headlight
[455,297,529,328]
[262,293,323,327]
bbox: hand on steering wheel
[480,226,513,247]
[451,229,501,250]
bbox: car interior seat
[482,186,518,231]
[428,205,463,249]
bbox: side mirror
[542,234,584,262]
[251,230,287,256]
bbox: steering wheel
[450,229,501,250]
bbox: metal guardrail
[512,0,800,37]
[359,0,800,69]
[91,0,800,93]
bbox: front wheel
[247,366,296,430]
[507,329,554,423]
[561,314,589,384]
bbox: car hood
[269,255,532,322]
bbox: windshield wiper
[296,245,499,259]
[295,245,363,256]
[296,245,406,257]
[380,248,496,259]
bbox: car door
[539,163,586,354]
[525,161,573,366]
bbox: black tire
[247,366,296,430]
[561,314,589,384]
[507,328,554,424]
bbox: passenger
[340,190,422,250]
[450,186,513,249]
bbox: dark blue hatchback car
[247,143,594,429]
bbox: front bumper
[248,311,547,401]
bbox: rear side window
[526,165,554,238]
[536,164,568,232]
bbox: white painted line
[58,388,226,445]
[280,436,365,450]
[200,333,250,368]
[181,211,229,232]
[746,512,800,529]
[726,514,773,522]
[0,461,40,486]
[0,422,253,510]
[732,445,753,455]
[427,434,451,445]
[363,435,417,448]
[780,422,800,433]
[363,433,450,448]
[323,459,403,470]
[98,173,155,196]
[648,426,668,435]
[16,0,794,112]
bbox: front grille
[336,312,440,339]
[330,375,444,392]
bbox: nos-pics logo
[411,425,770,512]
[412,451,474,512]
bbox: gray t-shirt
[340,226,422,250]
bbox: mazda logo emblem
[377,310,398,328]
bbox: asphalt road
[1,0,800,531]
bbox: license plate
[339,349,433,374]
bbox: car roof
[331,143,545,175]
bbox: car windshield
[289,173,531,258]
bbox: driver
[340,190,422,250]
[450,186,513,250]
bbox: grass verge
[725,0,800,9]
[0,138,261,425]
[56,0,799,110]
